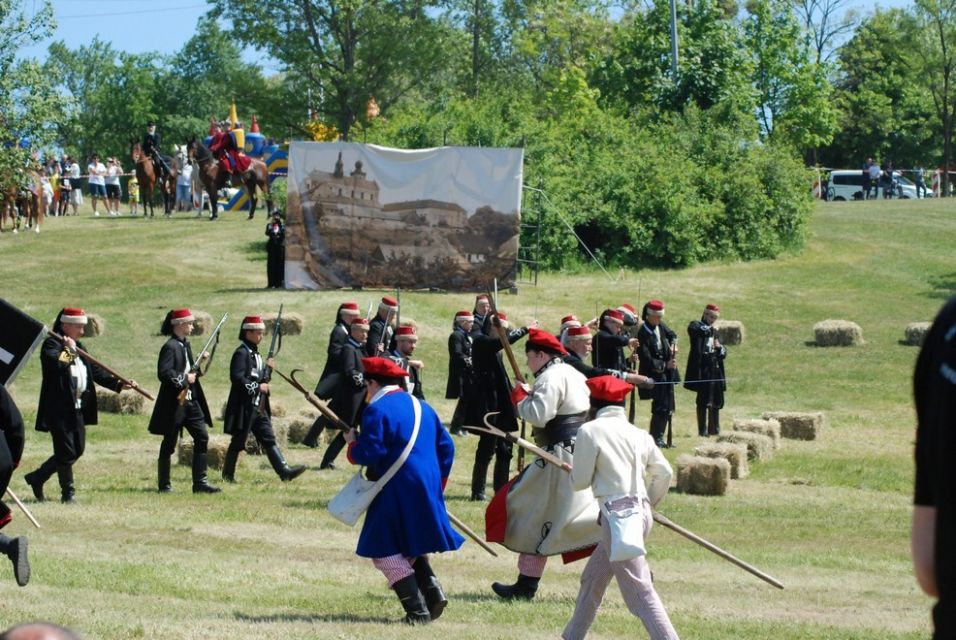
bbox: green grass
[0,198,949,638]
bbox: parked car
[826,169,925,200]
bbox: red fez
[361,356,409,379]
[340,302,360,314]
[527,328,568,356]
[606,309,624,324]
[455,310,474,322]
[704,303,720,317]
[567,326,591,340]
[60,307,88,325]
[395,325,418,341]
[381,296,398,308]
[586,375,633,404]
[618,303,637,318]
[646,300,665,316]
[560,314,581,330]
[170,308,194,325]
[241,315,265,330]
[351,317,369,327]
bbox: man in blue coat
[343,357,464,624]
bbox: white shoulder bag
[600,495,647,562]
[328,396,421,526]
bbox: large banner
[285,142,523,290]
[0,299,46,387]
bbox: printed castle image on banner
[284,142,523,290]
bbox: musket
[666,334,677,448]
[177,313,228,406]
[473,412,785,590]
[48,331,154,401]
[255,304,283,414]
[485,289,527,471]
[5,488,40,529]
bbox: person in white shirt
[564,375,678,640]
[104,158,122,216]
[176,161,193,211]
[67,159,82,214]
[86,154,106,216]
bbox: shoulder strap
[375,395,421,488]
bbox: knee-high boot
[392,574,431,625]
[301,417,324,448]
[24,458,56,502]
[266,445,306,481]
[708,408,721,436]
[158,457,172,492]
[0,534,30,587]
[222,448,240,483]
[320,434,345,470]
[192,452,222,494]
[696,405,708,437]
[413,556,448,620]
[649,414,667,447]
[57,465,75,504]
[471,459,489,501]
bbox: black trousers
[159,401,209,458]
[227,414,277,453]
[0,435,12,507]
[266,246,285,288]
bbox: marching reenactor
[389,325,425,400]
[142,121,172,179]
[366,296,399,356]
[445,310,474,436]
[317,316,369,470]
[24,308,129,503]
[563,375,679,640]
[557,314,582,346]
[222,315,306,483]
[1,385,29,586]
[564,326,653,387]
[637,300,679,448]
[471,294,491,336]
[488,329,595,601]
[303,302,361,448]
[342,357,463,624]
[264,211,285,289]
[464,312,531,501]
[147,309,221,494]
[592,309,639,373]
[684,304,727,437]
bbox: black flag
[0,298,46,386]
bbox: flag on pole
[0,299,46,386]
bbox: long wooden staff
[5,488,40,529]
[274,367,497,557]
[473,412,785,589]
[48,331,154,401]
[485,291,528,471]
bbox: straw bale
[245,418,289,454]
[85,313,105,338]
[96,389,149,415]
[904,322,932,346]
[762,411,823,440]
[264,312,304,336]
[713,320,744,345]
[191,310,214,336]
[693,442,749,479]
[287,416,315,445]
[716,431,774,461]
[732,418,781,449]
[177,436,230,469]
[676,455,730,496]
[813,320,864,346]
[220,397,287,421]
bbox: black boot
[708,408,720,436]
[470,460,489,501]
[413,556,447,620]
[57,465,75,504]
[192,452,222,494]
[649,414,668,448]
[266,445,306,482]
[1,534,30,587]
[320,434,345,470]
[392,574,431,625]
[24,458,56,502]
[222,448,240,483]
[492,454,511,493]
[491,574,539,600]
[696,406,708,437]
[158,457,172,493]
[301,418,324,449]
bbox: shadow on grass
[233,612,393,624]
[283,498,329,510]
[926,272,956,299]
[242,240,267,261]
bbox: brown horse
[0,170,42,234]
[186,138,272,221]
[130,141,177,217]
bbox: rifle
[376,306,394,355]
[177,313,227,406]
[666,335,677,448]
[48,331,154,401]
[472,412,784,590]
[255,304,283,414]
[485,290,527,471]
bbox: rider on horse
[209,119,251,176]
[143,121,172,179]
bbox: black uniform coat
[315,322,350,400]
[445,326,473,399]
[35,336,120,433]
[265,220,285,287]
[1,385,25,497]
[463,328,528,432]
[389,350,425,401]
[636,322,679,412]
[684,320,727,407]
[142,131,162,156]
[332,338,367,428]
[565,349,616,379]
[366,315,393,356]
[223,341,269,435]
[148,337,212,435]
[591,329,630,371]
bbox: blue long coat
[350,390,464,559]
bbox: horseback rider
[208,119,251,176]
[143,121,172,179]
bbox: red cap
[704,303,720,317]
[496,311,507,321]
[170,308,194,325]
[567,326,591,340]
[560,314,581,330]
[586,375,633,403]
[646,300,665,317]
[361,357,409,379]
[606,309,624,324]
[351,317,369,328]
[618,303,637,320]
[381,296,398,308]
[455,310,474,322]
[527,328,568,356]
[340,302,360,315]
[60,307,88,325]
[395,326,418,341]
[241,315,265,330]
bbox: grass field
[0,199,950,639]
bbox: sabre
[48,331,154,401]
[5,488,40,529]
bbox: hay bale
[904,322,932,346]
[96,389,148,415]
[85,313,106,338]
[713,320,744,345]
[762,411,824,440]
[191,310,214,336]
[716,432,774,461]
[263,312,304,336]
[287,416,315,445]
[813,320,864,347]
[693,442,749,479]
[732,418,781,449]
[245,419,289,454]
[676,455,730,496]
[178,436,230,469]
[221,397,288,421]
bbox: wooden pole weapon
[471,412,785,589]
[484,290,528,471]
[48,331,154,401]
[447,511,497,557]
[5,488,40,529]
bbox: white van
[826,169,924,200]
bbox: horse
[186,137,272,221]
[0,169,42,234]
[130,140,178,217]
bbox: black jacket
[591,329,630,371]
[223,341,270,435]
[332,338,366,428]
[389,350,425,400]
[366,314,394,356]
[565,349,617,379]
[143,131,161,156]
[445,326,473,399]
[1,385,24,465]
[637,322,679,409]
[684,319,727,392]
[316,322,350,400]
[148,337,212,435]
[463,327,528,432]
[265,220,285,249]
[35,336,121,433]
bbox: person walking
[445,310,474,436]
[0,384,30,586]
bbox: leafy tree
[916,0,956,194]
[790,0,859,64]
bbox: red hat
[60,307,88,325]
[241,315,265,330]
[526,328,568,356]
[618,303,637,319]
[496,311,507,321]
[351,317,369,328]
[340,302,360,315]
[170,308,194,325]
[567,326,591,340]
[380,296,398,309]
[455,310,474,323]
[646,300,665,317]
[560,314,581,330]
[586,375,633,404]
[361,356,409,379]
[395,325,418,341]
[475,294,490,303]
[704,303,720,317]
[605,309,624,324]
